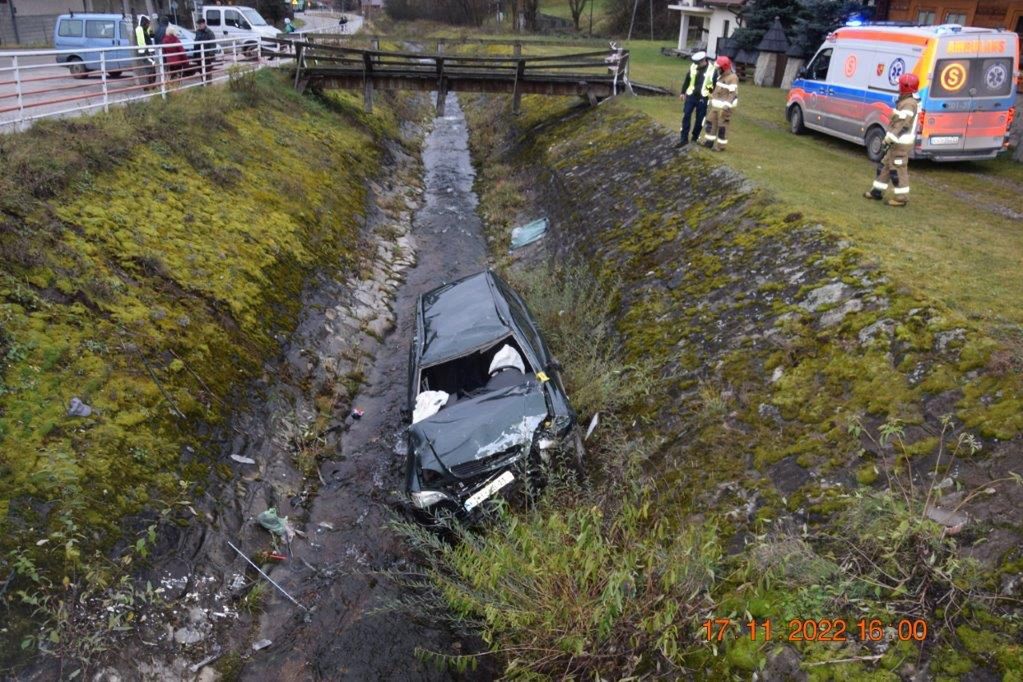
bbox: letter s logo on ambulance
[844,55,857,78]
[940,62,967,92]
[887,58,906,85]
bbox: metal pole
[13,55,24,128]
[157,45,167,99]
[649,0,653,41]
[627,0,639,42]
[226,540,307,612]
[101,50,109,112]
[7,0,20,46]
[588,0,593,38]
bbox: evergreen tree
[790,0,867,57]
[731,0,804,51]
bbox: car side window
[121,21,132,41]
[206,11,221,27]
[807,48,833,81]
[86,20,115,39]
[224,10,242,28]
[58,19,84,37]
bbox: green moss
[856,464,879,486]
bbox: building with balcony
[667,0,744,56]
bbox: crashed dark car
[405,270,580,517]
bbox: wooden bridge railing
[287,39,641,114]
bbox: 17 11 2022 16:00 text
[702,618,929,642]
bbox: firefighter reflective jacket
[709,71,738,110]
[885,93,920,150]
[683,63,715,98]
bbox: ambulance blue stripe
[792,79,897,106]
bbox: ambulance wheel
[865,126,886,162]
[788,105,805,135]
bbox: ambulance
[786,24,1019,162]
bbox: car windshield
[240,9,268,26]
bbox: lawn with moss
[617,40,1023,337]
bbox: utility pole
[649,0,653,40]
[627,0,639,41]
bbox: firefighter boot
[886,197,908,207]
[863,189,883,200]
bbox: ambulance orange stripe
[836,29,930,47]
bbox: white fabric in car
[488,345,525,376]
[413,390,450,423]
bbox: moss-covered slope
[0,72,392,626]
[463,95,1023,678]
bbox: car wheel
[788,105,805,135]
[865,126,886,162]
[68,57,87,79]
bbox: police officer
[674,51,714,148]
[701,56,738,152]
[864,73,920,207]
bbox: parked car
[787,23,1019,162]
[53,13,135,78]
[405,270,581,519]
[196,5,279,51]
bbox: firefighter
[674,51,714,148]
[864,73,920,207]
[701,56,738,152]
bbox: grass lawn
[619,39,1023,335]
[538,0,613,28]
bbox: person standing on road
[154,15,170,44]
[863,73,921,207]
[284,17,297,33]
[134,15,156,89]
[194,17,217,83]
[161,26,187,81]
[674,51,714,149]
[701,56,738,152]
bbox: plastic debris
[317,521,336,531]
[67,397,93,417]
[257,507,296,542]
[585,413,600,440]
[510,217,548,250]
[413,390,449,423]
[254,550,288,563]
[231,455,256,465]
[252,639,273,651]
[351,407,365,420]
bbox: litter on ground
[510,217,548,250]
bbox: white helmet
[692,51,707,62]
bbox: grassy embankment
[388,35,1023,676]
[619,41,1023,338]
[0,70,397,669]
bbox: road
[0,11,363,131]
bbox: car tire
[865,126,886,162]
[788,105,805,135]
[68,57,87,79]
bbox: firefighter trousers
[871,146,911,203]
[702,106,732,151]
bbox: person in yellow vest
[863,73,921,207]
[701,56,738,152]
[674,51,714,148]
[134,15,156,88]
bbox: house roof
[757,16,790,52]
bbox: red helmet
[715,56,732,71]
[898,73,920,94]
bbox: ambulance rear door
[925,33,1015,158]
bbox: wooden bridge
[287,39,671,114]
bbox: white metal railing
[0,18,354,132]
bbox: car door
[110,20,134,73]
[55,17,86,64]
[823,46,867,139]
[800,47,833,130]
[84,18,117,71]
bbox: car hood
[409,381,548,469]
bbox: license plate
[930,136,960,145]
[464,471,515,511]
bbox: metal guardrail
[0,23,348,132]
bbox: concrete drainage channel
[103,94,491,680]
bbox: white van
[197,5,279,50]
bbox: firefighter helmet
[715,56,733,71]
[898,73,920,94]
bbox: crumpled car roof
[419,271,514,368]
